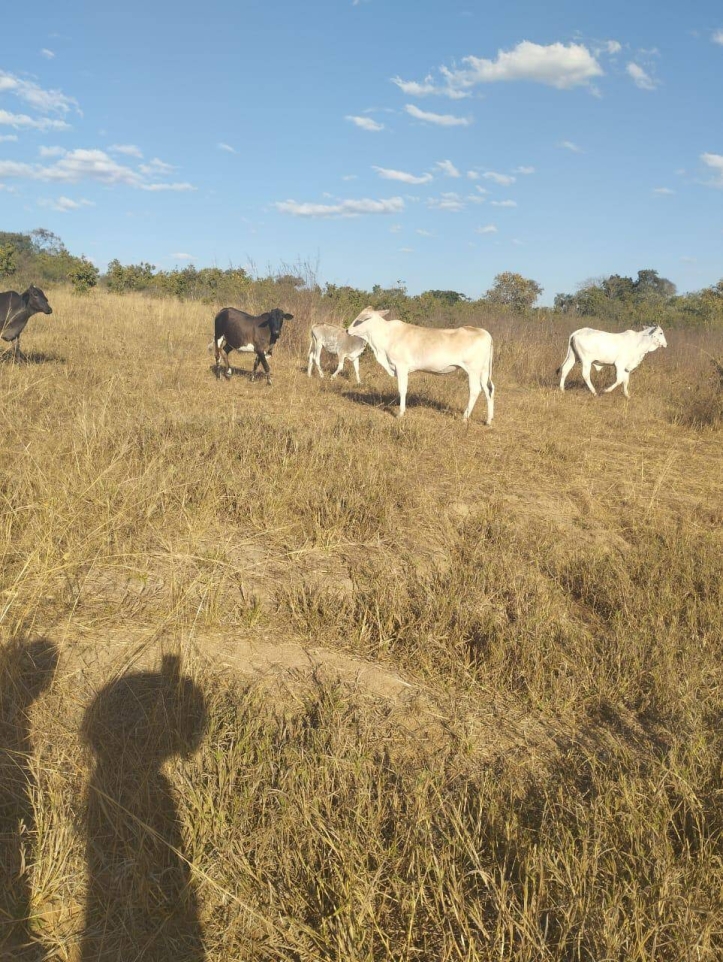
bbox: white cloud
[652,187,674,195]
[341,174,358,181]
[0,70,78,115]
[0,147,194,191]
[39,145,67,157]
[217,142,236,153]
[559,140,583,153]
[483,171,516,186]
[0,109,70,131]
[346,115,384,132]
[372,165,433,185]
[475,224,497,234]
[389,223,402,233]
[490,199,517,207]
[390,75,468,99]
[427,192,465,212]
[275,196,405,217]
[514,165,535,174]
[713,30,723,45]
[139,157,176,175]
[416,228,433,236]
[701,152,723,187]
[109,144,143,158]
[38,195,94,212]
[139,182,195,192]
[0,134,18,142]
[41,49,55,59]
[626,63,657,91]
[404,104,471,127]
[604,40,622,55]
[172,252,195,260]
[443,41,603,92]
[466,170,480,179]
[466,193,486,204]
[435,159,461,177]
[399,247,414,252]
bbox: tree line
[1,229,721,329]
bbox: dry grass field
[1,288,722,961]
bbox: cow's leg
[558,345,576,391]
[331,355,344,379]
[13,337,27,363]
[580,360,597,396]
[308,338,321,378]
[257,352,272,385]
[352,356,361,384]
[480,370,494,425]
[463,370,482,421]
[219,342,233,379]
[396,368,409,417]
[621,371,631,399]
[604,362,625,395]
[251,354,261,382]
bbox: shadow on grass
[0,637,59,961]
[80,654,207,961]
[0,351,65,366]
[208,364,272,382]
[343,388,451,415]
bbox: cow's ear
[378,309,391,318]
[283,313,294,320]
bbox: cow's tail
[213,311,225,345]
[556,333,576,376]
[486,338,495,396]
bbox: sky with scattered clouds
[1,0,722,302]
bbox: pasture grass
[1,289,722,960]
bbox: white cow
[307,323,366,383]
[347,307,494,422]
[559,325,667,397]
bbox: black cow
[213,307,293,384]
[0,285,53,361]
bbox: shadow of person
[0,637,58,961]
[80,654,207,961]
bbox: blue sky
[1,0,722,304]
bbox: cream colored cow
[347,307,494,423]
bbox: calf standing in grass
[559,325,667,397]
[307,323,366,383]
[213,307,293,384]
[0,286,53,361]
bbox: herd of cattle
[2,284,668,422]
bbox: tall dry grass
[0,289,722,960]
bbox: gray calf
[307,324,366,383]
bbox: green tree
[68,257,100,294]
[485,272,543,312]
[553,292,576,313]
[424,290,469,305]
[30,228,66,255]
[633,269,676,300]
[602,274,636,301]
[0,243,17,278]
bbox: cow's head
[266,308,293,348]
[645,325,667,350]
[347,306,390,341]
[26,285,53,315]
